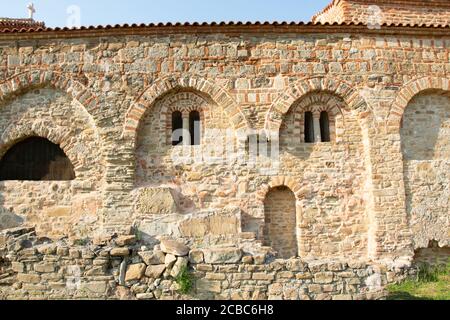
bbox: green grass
[175,266,194,295]
[387,262,450,300]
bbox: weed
[175,266,193,295]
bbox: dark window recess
[189,111,201,145]
[171,111,183,146]
[304,111,315,143]
[320,111,331,142]
[0,137,75,181]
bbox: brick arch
[388,76,450,125]
[159,91,210,146]
[123,76,251,144]
[256,176,305,203]
[0,70,99,118]
[0,122,80,172]
[280,92,347,144]
[265,76,368,133]
[0,70,106,173]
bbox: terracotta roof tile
[0,20,448,34]
[0,18,45,31]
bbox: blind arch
[0,137,75,181]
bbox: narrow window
[171,111,183,146]
[0,137,75,181]
[304,111,315,143]
[189,111,201,145]
[320,111,331,142]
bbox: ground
[387,263,450,300]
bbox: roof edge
[0,21,449,40]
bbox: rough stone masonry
[0,0,449,300]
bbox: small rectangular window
[171,111,183,146]
[189,111,201,145]
[320,111,331,142]
[304,111,315,143]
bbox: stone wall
[0,88,104,238]
[414,242,450,267]
[401,94,450,249]
[0,227,413,300]
[0,2,449,299]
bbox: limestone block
[110,248,130,257]
[145,265,166,278]
[314,272,335,284]
[17,273,40,284]
[189,250,204,264]
[125,263,146,282]
[160,240,190,257]
[286,259,308,272]
[34,262,55,273]
[85,266,107,276]
[241,256,254,264]
[37,244,57,255]
[196,279,221,293]
[93,234,113,246]
[136,188,177,215]
[80,281,107,294]
[178,208,241,238]
[203,248,243,264]
[12,262,25,273]
[93,258,110,266]
[170,257,189,278]
[165,254,177,268]
[136,293,154,300]
[116,235,137,246]
[139,250,165,265]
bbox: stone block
[136,293,154,300]
[160,240,190,257]
[332,294,353,300]
[145,265,166,279]
[196,279,221,293]
[139,250,166,265]
[17,273,41,284]
[189,249,204,264]
[80,281,108,294]
[136,188,177,214]
[116,235,137,246]
[165,254,177,268]
[179,212,240,237]
[34,262,55,273]
[12,262,25,273]
[314,272,335,284]
[253,273,275,281]
[170,257,189,278]
[125,263,146,282]
[110,248,130,257]
[203,248,243,264]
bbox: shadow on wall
[0,184,24,230]
[414,240,450,267]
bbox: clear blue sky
[1,0,331,28]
